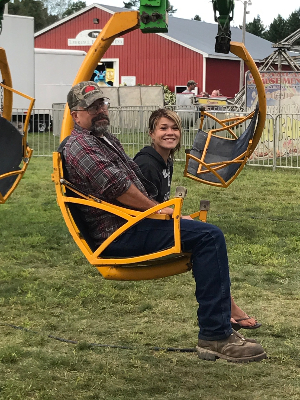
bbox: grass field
[1,157,300,399]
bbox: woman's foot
[230,316,262,330]
[230,297,262,330]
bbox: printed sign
[121,76,136,86]
[68,30,124,46]
[250,114,300,160]
[197,97,227,106]
[105,68,114,82]
[246,71,300,114]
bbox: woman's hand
[159,207,174,216]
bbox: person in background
[199,91,209,97]
[134,108,262,331]
[182,80,197,94]
[211,89,223,97]
[63,82,266,363]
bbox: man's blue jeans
[102,218,232,341]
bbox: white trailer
[0,14,87,131]
[34,48,86,132]
[34,48,86,109]
[0,14,35,109]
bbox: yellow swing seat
[184,42,266,188]
[52,151,210,281]
[0,48,35,203]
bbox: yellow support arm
[60,11,140,142]
[0,47,13,120]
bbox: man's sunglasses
[73,99,110,115]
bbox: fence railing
[247,113,300,170]
[10,106,300,169]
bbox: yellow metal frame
[0,48,35,204]
[0,48,13,121]
[60,11,140,141]
[52,152,204,280]
[183,41,266,188]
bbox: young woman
[134,109,179,203]
[134,108,261,330]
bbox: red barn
[34,3,274,98]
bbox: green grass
[1,158,300,399]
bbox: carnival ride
[52,1,266,280]
[0,2,35,203]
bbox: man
[63,81,267,363]
[182,80,197,94]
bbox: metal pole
[239,1,247,90]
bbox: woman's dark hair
[148,108,182,159]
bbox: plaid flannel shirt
[63,124,157,244]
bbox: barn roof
[35,3,274,61]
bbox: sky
[87,1,300,28]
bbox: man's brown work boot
[196,330,267,363]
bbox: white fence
[11,106,300,169]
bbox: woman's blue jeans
[102,218,232,341]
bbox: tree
[246,15,265,38]
[43,0,69,18]
[286,9,300,33]
[123,0,138,9]
[193,15,201,21]
[167,1,176,15]
[8,0,86,30]
[285,8,300,42]
[264,14,288,43]
[62,1,86,18]
[8,0,58,32]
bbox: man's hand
[116,183,158,211]
[117,184,174,216]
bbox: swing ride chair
[184,49,266,188]
[52,10,266,281]
[0,47,35,204]
[53,140,209,281]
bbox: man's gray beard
[91,123,110,137]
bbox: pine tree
[246,15,265,38]
[123,0,138,9]
[62,1,86,18]
[285,8,300,44]
[167,1,176,14]
[264,15,288,43]
[8,0,58,32]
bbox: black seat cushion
[187,107,259,183]
[0,117,23,197]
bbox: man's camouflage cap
[67,81,105,110]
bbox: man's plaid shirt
[63,124,157,245]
